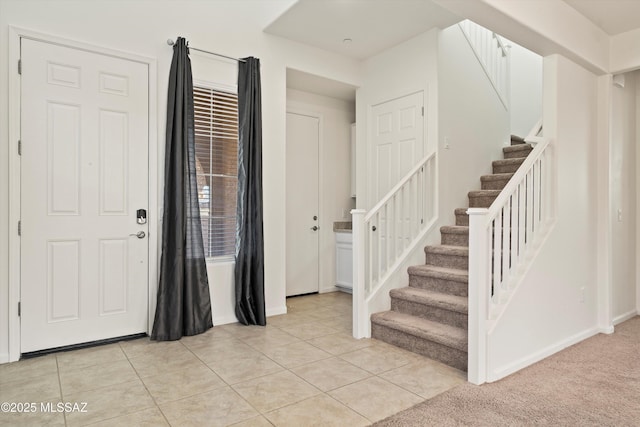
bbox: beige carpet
[375,316,640,426]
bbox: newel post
[467,208,490,384]
[351,209,367,339]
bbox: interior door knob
[129,231,146,239]
[311,226,318,231]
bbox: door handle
[129,231,146,239]
[311,226,318,231]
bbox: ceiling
[264,0,461,60]
[564,0,640,36]
[266,0,640,62]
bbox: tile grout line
[119,341,173,427]
[180,335,266,424]
[54,355,68,427]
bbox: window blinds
[193,86,239,258]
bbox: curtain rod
[166,39,246,63]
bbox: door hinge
[18,59,22,75]
[421,106,424,117]
[18,302,21,317]
[18,220,21,236]
[18,140,22,156]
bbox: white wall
[611,72,637,323]
[487,55,599,380]
[438,24,509,223]
[507,39,543,137]
[0,0,362,362]
[286,88,355,294]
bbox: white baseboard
[0,353,9,365]
[319,286,340,294]
[213,304,288,326]
[267,305,287,317]
[213,315,240,326]
[598,325,615,334]
[613,309,638,326]
[488,327,600,382]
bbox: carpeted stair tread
[468,189,501,198]
[510,134,526,145]
[480,173,514,190]
[503,143,532,156]
[454,208,469,225]
[407,265,468,283]
[493,157,526,174]
[424,245,468,257]
[371,311,467,352]
[390,287,468,314]
[493,158,525,167]
[440,225,469,246]
[468,189,501,208]
[440,225,469,235]
[480,173,513,182]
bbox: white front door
[20,39,149,353]
[371,92,424,202]
[286,112,320,296]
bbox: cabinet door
[336,241,353,288]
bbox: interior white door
[370,92,424,272]
[20,39,149,353]
[286,112,320,296]
[371,92,424,202]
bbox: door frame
[8,27,158,362]
[285,107,324,295]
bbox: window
[193,84,238,258]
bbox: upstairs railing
[352,151,437,338]
[467,128,554,384]
[459,20,510,110]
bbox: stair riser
[468,195,498,208]
[493,163,522,174]
[371,323,467,372]
[441,232,468,246]
[503,149,532,159]
[409,274,468,297]
[425,252,468,270]
[391,299,468,329]
[455,212,468,226]
[481,178,510,190]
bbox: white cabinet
[336,232,353,292]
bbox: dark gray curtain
[235,57,266,326]
[152,37,213,340]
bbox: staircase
[370,138,533,372]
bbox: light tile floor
[0,291,466,426]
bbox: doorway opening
[284,68,357,316]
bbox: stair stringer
[362,216,439,338]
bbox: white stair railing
[459,20,510,110]
[352,152,437,338]
[467,130,554,384]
